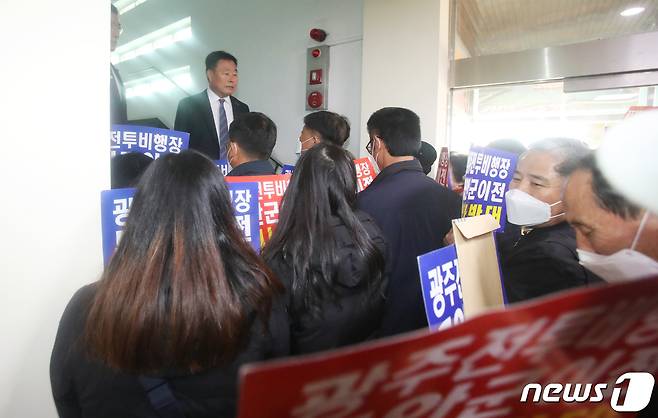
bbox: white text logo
[520,372,654,412]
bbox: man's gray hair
[557,153,642,220]
[526,137,590,177]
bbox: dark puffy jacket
[499,221,603,303]
[267,210,389,355]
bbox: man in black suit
[357,107,461,337]
[110,4,127,125]
[174,51,250,160]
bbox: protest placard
[228,182,260,252]
[110,125,189,158]
[100,182,260,264]
[281,164,295,174]
[436,146,450,187]
[100,188,135,264]
[625,106,658,119]
[417,244,464,331]
[276,159,376,192]
[354,157,377,192]
[225,174,291,246]
[461,146,518,231]
[238,276,658,418]
[215,159,230,176]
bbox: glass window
[450,82,658,153]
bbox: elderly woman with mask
[500,137,602,303]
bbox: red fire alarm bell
[307,91,323,109]
[310,28,327,42]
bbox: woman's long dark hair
[262,144,385,317]
[85,151,280,373]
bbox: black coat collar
[227,159,275,177]
[370,159,422,185]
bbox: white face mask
[505,189,563,226]
[296,137,315,156]
[372,138,382,170]
[226,143,235,166]
[577,212,658,282]
[227,143,237,168]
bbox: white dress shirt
[207,89,234,142]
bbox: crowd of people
[50,5,657,417]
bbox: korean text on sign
[237,276,658,418]
[278,159,376,192]
[354,157,376,192]
[225,174,291,247]
[461,146,518,231]
[417,244,464,331]
[110,125,190,159]
[100,184,261,265]
[215,159,230,176]
[100,188,136,265]
[227,181,260,252]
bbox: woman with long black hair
[263,143,388,355]
[50,151,288,418]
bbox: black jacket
[174,91,249,160]
[50,283,288,418]
[226,159,275,177]
[499,221,602,303]
[267,210,389,355]
[357,159,461,337]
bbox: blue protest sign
[101,182,260,265]
[228,181,261,252]
[100,188,135,265]
[417,244,464,331]
[281,164,295,174]
[216,159,230,176]
[461,146,518,232]
[110,125,190,159]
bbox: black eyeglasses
[366,135,381,155]
[366,139,373,155]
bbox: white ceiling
[457,0,658,56]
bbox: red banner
[225,174,290,246]
[625,106,658,119]
[354,157,377,192]
[436,146,450,187]
[238,277,658,417]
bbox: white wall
[117,0,364,164]
[360,0,451,163]
[0,1,107,417]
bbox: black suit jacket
[110,65,128,125]
[357,159,462,337]
[174,90,250,160]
